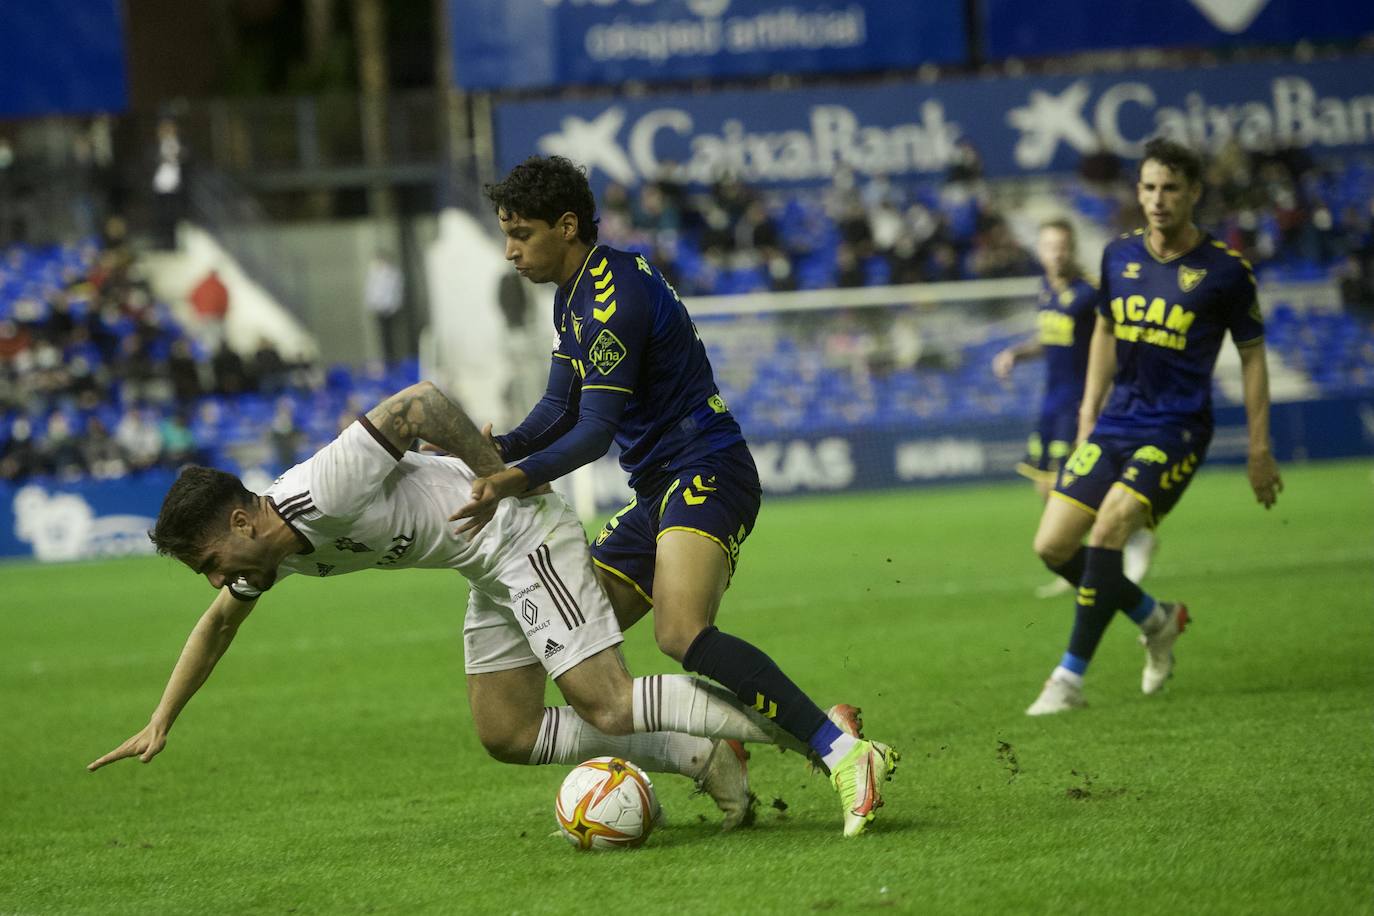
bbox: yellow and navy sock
[1048,546,1087,587]
[1066,546,1156,672]
[682,626,853,766]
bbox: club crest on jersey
[1058,288,1076,306]
[589,328,627,375]
[1178,266,1207,293]
[1122,262,1142,279]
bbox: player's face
[191,530,278,593]
[497,208,576,284]
[1137,160,1201,236]
[1036,227,1073,280]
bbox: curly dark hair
[1139,137,1203,186]
[149,466,256,564]
[484,155,599,244]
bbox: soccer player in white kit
[88,381,806,829]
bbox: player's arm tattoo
[366,382,507,476]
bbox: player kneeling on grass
[1025,138,1282,716]
[88,381,821,830]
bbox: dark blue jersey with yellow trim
[1037,275,1097,416]
[1095,229,1264,437]
[550,245,744,491]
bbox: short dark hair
[1038,217,1076,242]
[484,155,599,244]
[1139,137,1203,185]
[149,466,256,563]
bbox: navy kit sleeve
[514,386,630,488]
[1226,263,1265,347]
[513,253,654,487]
[494,354,579,462]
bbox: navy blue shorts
[1017,409,1078,481]
[590,442,762,603]
[1053,428,1212,527]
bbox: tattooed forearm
[366,382,507,476]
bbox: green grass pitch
[2,460,1371,915]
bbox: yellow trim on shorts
[1016,462,1055,483]
[592,559,653,607]
[657,525,733,567]
[1050,490,1099,517]
[1111,482,1159,529]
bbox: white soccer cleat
[1140,601,1190,694]
[1034,577,1074,599]
[1026,673,1086,716]
[696,739,756,830]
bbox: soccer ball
[554,757,660,851]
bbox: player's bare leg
[656,530,897,837]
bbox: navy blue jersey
[1095,230,1264,437]
[1036,275,1097,416]
[551,245,744,490]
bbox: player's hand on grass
[1247,449,1282,508]
[88,721,168,771]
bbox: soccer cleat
[826,703,865,739]
[1140,601,1190,694]
[829,739,899,838]
[1034,577,1074,599]
[1026,674,1086,716]
[695,739,756,830]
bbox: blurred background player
[88,380,824,831]
[1026,138,1283,715]
[993,218,1156,597]
[458,156,898,837]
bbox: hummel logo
[544,639,565,659]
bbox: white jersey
[227,418,565,601]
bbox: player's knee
[653,619,703,663]
[477,729,533,765]
[1034,531,1075,569]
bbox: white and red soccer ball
[555,757,660,850]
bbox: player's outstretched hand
[1247,450,1283,508]
[451,477,501,537]
[991,349,1015,380]
[88,721,167,772]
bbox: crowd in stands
[5,145,1374,486]
[594,143,1374,304]
[0,222,336,484]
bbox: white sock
[1124,529,1157,583]
[819,733,860,772]
[632,674,811,757]
[528,706,713,779]
[1052,666,1085,688]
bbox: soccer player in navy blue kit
[994,219,1156,598]
[1025,138,1283,715]
[454,156,897,835]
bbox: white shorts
[463,513,624,680]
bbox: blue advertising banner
[984,0,1374,59]
[0,0,128,117]
[494,56,1374,188]
[447,0,965,91]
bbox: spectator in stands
[80,416,128,480]
[189,269,230,346]
[41,413,87,481]
[150,118,188,249]
[250,337,289,395]
[267,398,304,470]
[364,251,404,363]
[0,417,41,481]
[159,410,199,467]
[212,340,250,395]
[835,243,866,289]
[116,407,163,472]
[168,338,204,404]
[968,217,1036,279]
[946,138,984,185]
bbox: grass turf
[2,460,1371,915]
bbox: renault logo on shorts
[522,599,538,626]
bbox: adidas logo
[543,639,565,659]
